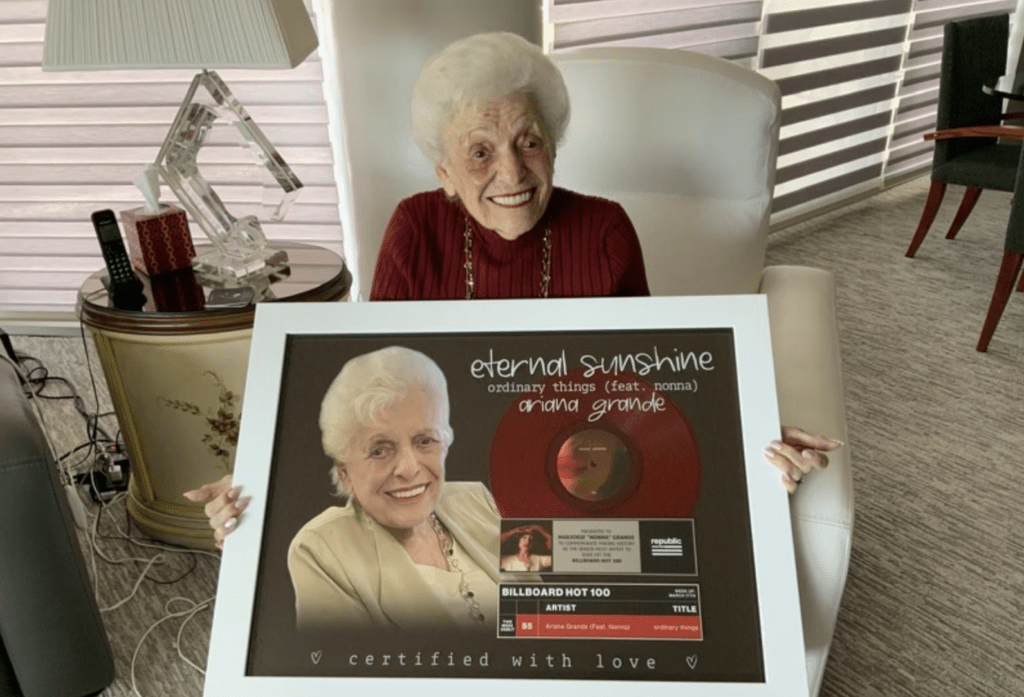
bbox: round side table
[78,242,350,550]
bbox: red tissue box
[120,205,195,276]
[146,266,206,313]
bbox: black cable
[60,441,102,476]
[78,319,108,445]
[142,549,199,585]
[13,341,120,499]
[21,327,209,593]
[0,327,16,361]
[59,441,96,463]
[16,350,116,446]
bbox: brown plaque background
[245,328,762,683]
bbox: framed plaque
[205,296,808,697]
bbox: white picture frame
[204,296,808,697]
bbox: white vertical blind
[0,0,342,322]
[883,0,1018,182]
[547,0,909,226]
[544,0,764,67]
[546,0,1024,225]
[758,0,914,225]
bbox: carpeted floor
[765,177,1023,697]
[10,175,1024,697]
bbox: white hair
[320,346,453,497]
[411,32,571,166]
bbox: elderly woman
[294,346,498,631]
[187,31,839,547]
[370,32,649,300]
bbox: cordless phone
[90,209,145,307]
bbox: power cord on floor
[12,344,121,507]
[17,349,118,452]
[77,478,221,697]
[130,595,216,697]
[82,489,220,609]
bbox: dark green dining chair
[977,143,1024,351]
[905,13,1021,258]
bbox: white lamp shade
[42,0,318,70]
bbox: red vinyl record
[489,367,701,518]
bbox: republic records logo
[649,537,684,557]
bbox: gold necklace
[463,217,551,299]
[431,513,485,623]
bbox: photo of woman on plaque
[284,345,501,632]
[500,523,553,572]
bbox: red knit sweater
[370,188,650,300]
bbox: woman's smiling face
[434,92,554,241]
[336,389,446,532]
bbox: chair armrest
[758,265,854,697]
[759,266,852,520]
[923,125,1024,141]
[0,354,114,697]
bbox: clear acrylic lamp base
[191,246,290,282]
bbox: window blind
[883,0,1018,182]
[544,0,764,67]
[758,0,915,225]
[0,0,342,327]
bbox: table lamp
[41,0,319,280]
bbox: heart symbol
[311,650,323,665]
[686,655,698,669]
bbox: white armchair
[318,4,852,690]
[552,47,854,697]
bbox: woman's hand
[183,474,249,549]
[763,426,842,494]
